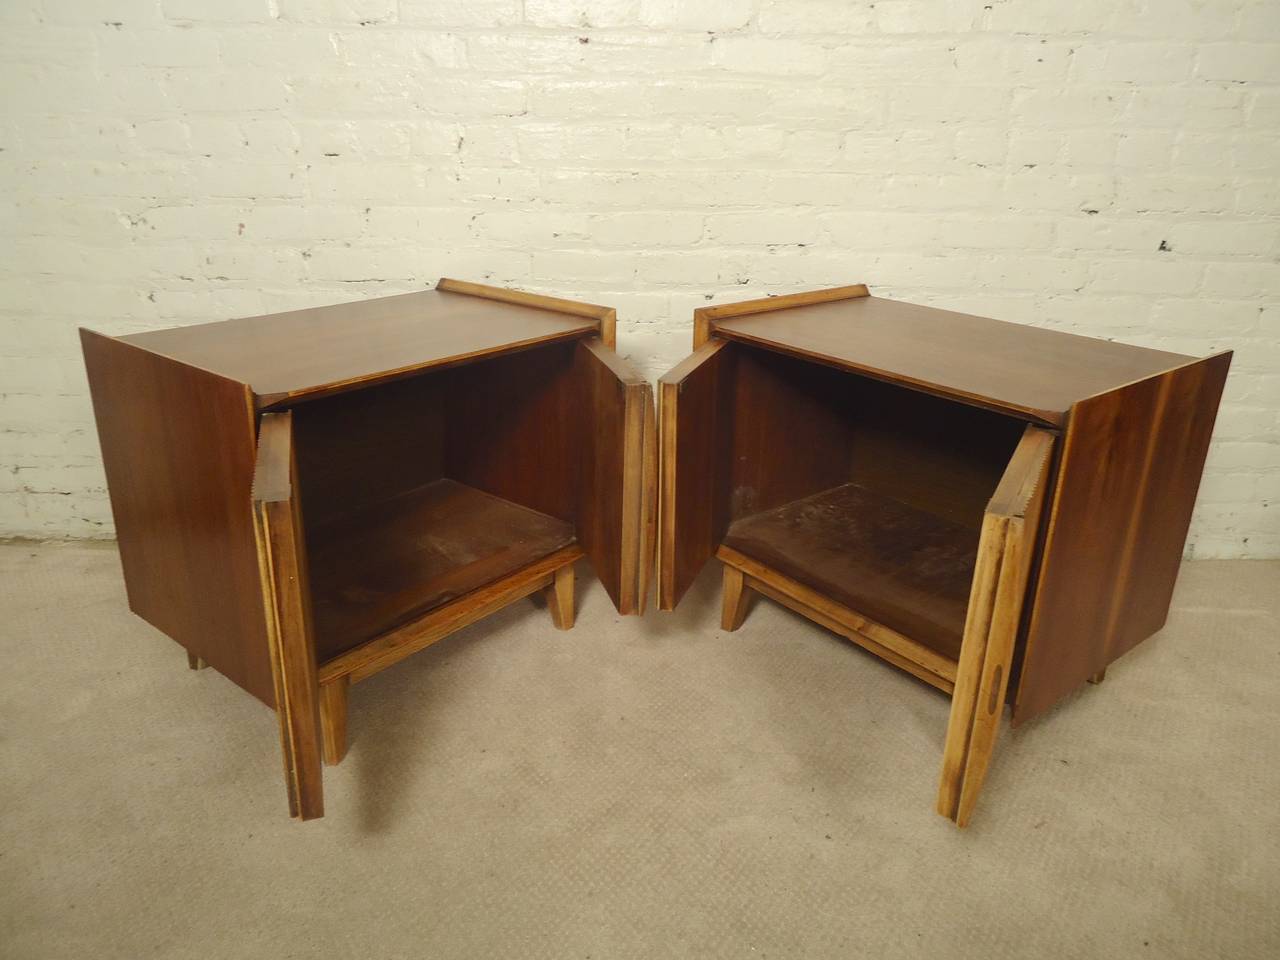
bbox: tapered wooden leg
[548,564,575,630]
[319,677,349,766]
[721,564,751,631]
[187,651,207,670]
[1087,668,1107,684]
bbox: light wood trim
[744,575,954,695]
[548,563,575,630]
[657,374,678,609]
[436,277,617,348]
[252,412,324,821]
[718,545,958,692]
[987,424,1055,518]
[578,334,646,385]
[937,425,1054,827]
[620,355,652,615]
[599,310,617,350]
[692,284,870,348]
[186,652,207,670]
[318,545,583,685]
[636,386,658,613]
[721,564,750,631]
[319,676,349,766]
[936,513,1007,822]
[657,336,730,389]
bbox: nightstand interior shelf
[713,346,1030,665]
[723,482,977,665]
[291,340,587,662]
[307,479,576,662]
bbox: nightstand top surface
[711,295,1197,424]
[118,288,599,405]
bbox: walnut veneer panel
[120,288,599,407]
[712,296,1194,425]
[81,330,274,704]
[1013,352,1232,722]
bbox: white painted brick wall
[1,1,1277,556]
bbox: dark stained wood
[1108,353,1233,651]
[657,336,1030,621]
[445,341,580,524]
[723,346,854,522]
[80,329,274,705]
[119,286,600,408]
[845,375,1027,530]
[293,372,447,527]
[306,479,576,661]
[721,346,1027,529]
[575,338,656,614]
[710,295,1195,425]
[657,339,734,610]
[299,339,582,529]
[722,483,978,663]
[318,545,582,685]
[252,412,324,820]
[1013,353,1233,723]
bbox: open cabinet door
[937,425,1054,827]
[576,339,657,615]
[252,412,325,821]
[657,339,732,611]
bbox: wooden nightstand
[656,284,1230,827]
[82,279,656,821]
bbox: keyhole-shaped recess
[987,664,1003,715]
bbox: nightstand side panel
[81,330,273,705]
[1013,353,1232,723]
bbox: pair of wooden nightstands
[83,280,1229,827]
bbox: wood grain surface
[722,483,978,662]
[119,287,599,407]
[938,426,1054,826]
[81,329,274,704]
[1013,353,1232,722]
[719,545,958,693]
[657,339,733,610]
[445,340,580,524]
[575,338,656,614]
[306,479,576,661]
[252,412,325,820]
[711,295,1194,425]
[318,545,583,685]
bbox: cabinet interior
[713,344,1028,665]
[291,340,585,661]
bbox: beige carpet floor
[1,541,1277,959]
